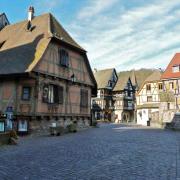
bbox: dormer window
[172,65,180,73]
[59,49,69,67]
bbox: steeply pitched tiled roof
[94,68,114,89]
[144,70,162,82]
[113,69,155,91]
[0,13,85,75]
[113,71,131,91]
[161,53,180,79]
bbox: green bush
[67,124,77,133]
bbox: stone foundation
[29,116,91,135]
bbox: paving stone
[0,124,179,179]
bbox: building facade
[136,71,163,126]
[92,68,118,121]
[0,8,97,134]
[113,72,135,123]
[159,53,180,126]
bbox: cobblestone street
[0,123,180,180]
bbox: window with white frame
[172,65,180,73]
[18,120,28,132]
[42,84,63,104]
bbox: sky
[1,0,180,72]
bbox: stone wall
[29,117,90,135]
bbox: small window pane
[80,89,88,107]
[147,96,152,102]
[22,87,31,100]
[172,65,179,73]
[59,49,69,67]
[158,83,163,90]
[146,84,151,91]
[18,120,28,132]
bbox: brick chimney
[28,6,34,21]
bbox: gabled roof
[0,13,85,75]
[144,70,162,83]
[113,69,155,91]
[136,70,162,94]
[94,68,114,89]
[161,53,180,79]
[113,71,131,91]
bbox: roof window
[172,65,180,73]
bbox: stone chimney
[28,6,35,21]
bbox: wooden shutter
[59,86,64,104]
[80,89,88,107]
[53,85,59,104]
[59,49,69,67]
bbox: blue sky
[1,0,180,71]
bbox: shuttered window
[80,89,88,107]
[42,84,63,104]
[146,84,151,91]
[22,87,31,100]
[59,86,64,104]
[59,49,69,67]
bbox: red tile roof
[161,53,180,79]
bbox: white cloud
[67,0,180,71]
[77,0,119,19]
[35,0,62,12]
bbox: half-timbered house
[113,72,135,123]
[136,71,163,126]
[158,53,180,126]
[92,68,118,121]
[0,7,97,134]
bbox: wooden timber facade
[136,71,163,126]
[92,69,118,121]
[113,74,135,123]
[156,53,180,127]
[0,9,97,134]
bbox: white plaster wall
[137,82,161,106]
[137,109,148,126]
[137,108,159,126]
[114,110,123,123]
